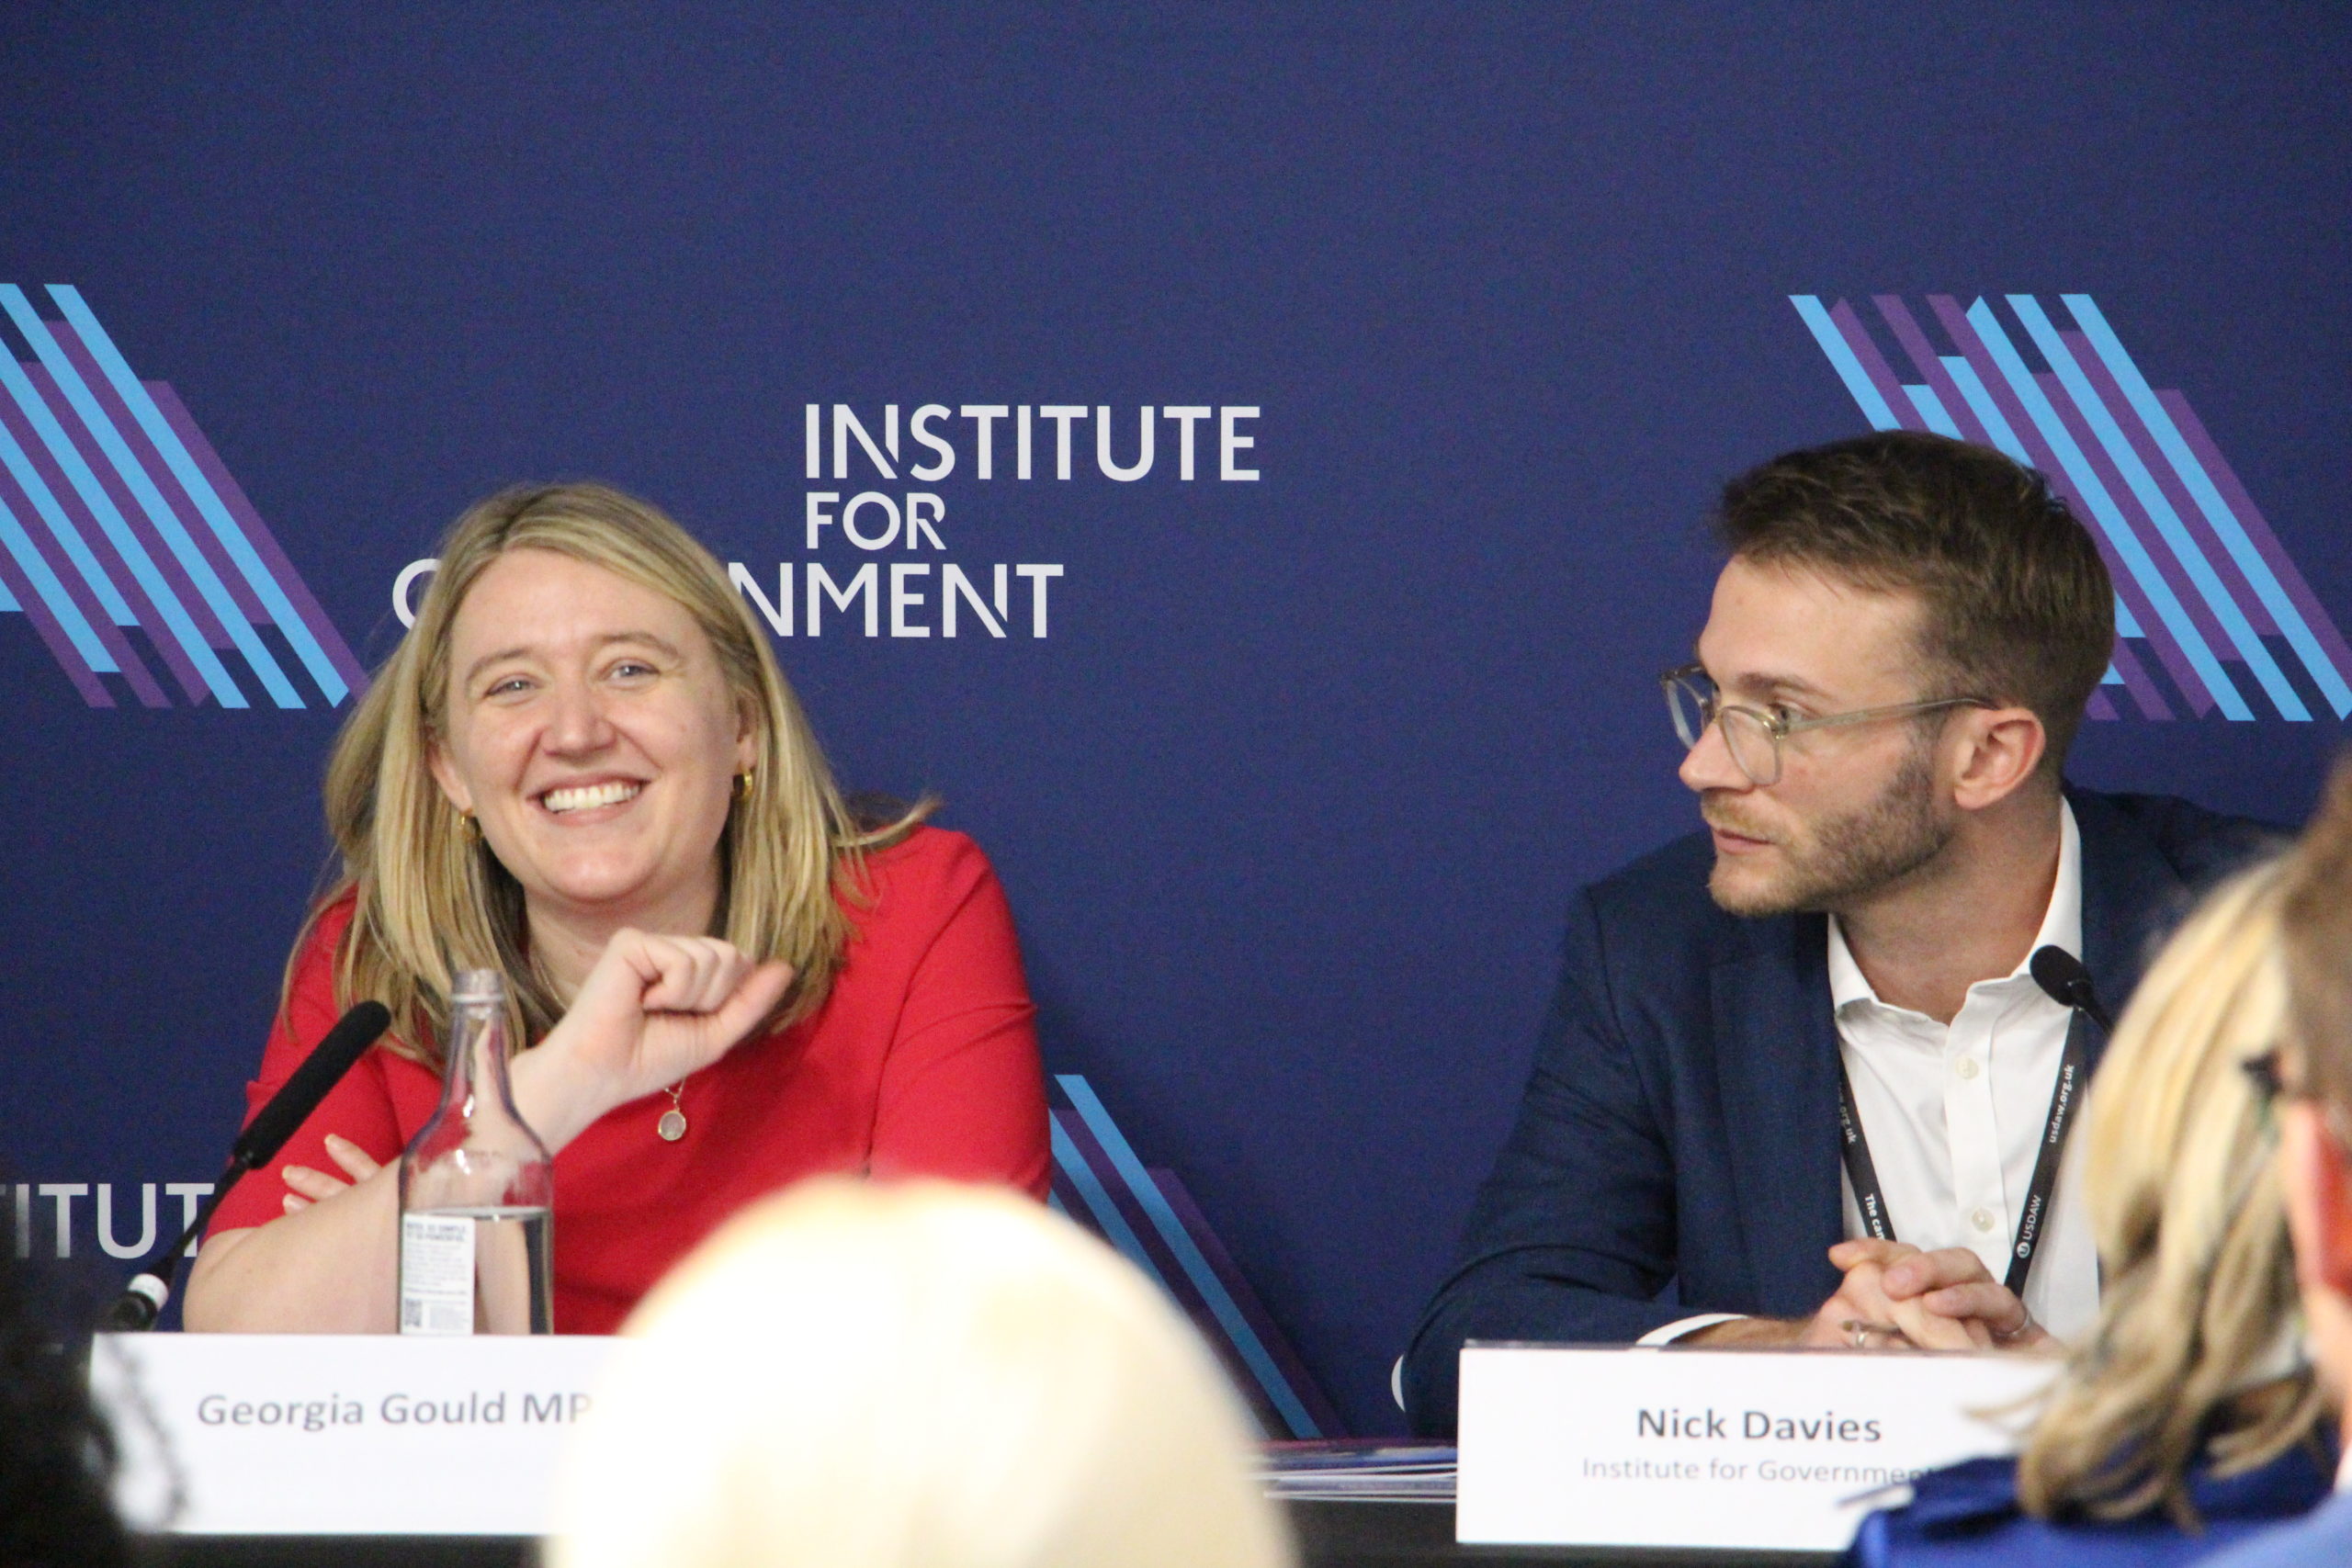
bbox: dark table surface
[142,1501,1842,1568]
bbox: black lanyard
[1835,1010,2093,1299]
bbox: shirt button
[1955,1056,1982,1080]
[1971,1208,1996,1233]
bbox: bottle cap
[450,968,505,1003]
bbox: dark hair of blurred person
[1849,858,2335,1566]
[0,1224,131,1568]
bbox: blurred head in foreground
[2016,857,2324,1525]
[548,1179,1295,1568]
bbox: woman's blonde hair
[548,1179,1295,1568]
[2016,858,2324,1525]
[302,481,924,1065]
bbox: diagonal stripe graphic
[1801,293,2352,724]
[1902,384,1962,438]
[52,288,350,705]
[0,540,112,705]
[0,433,202,706]
[17,360,240,652]
[2109,641,2173,720]
[2063,295,2352,717]
[2059,329,2273,642]
[1150,1168,1348,1439]
[1873,297,1992,447]
[0,508,119,707]
[1933,354,2032,464]
[0,376,220,704]
[143,378,368,696]
[2160,390,2352,698]
[1048,1111,1174,1292]
[2007,295,2306,720]
[2031,366,2237,661]
[0,487,116,676]
[1957,298,2250,719]
[1056,1074,1322,1438]
[0,286,361,710]
[47,331,266,625]
[1937,299,2215,715]
[0,384,138,627]
[1826,300,1917,431]
[1792,296,1901,430]
[1924,296,2220,718]
[0,288,300,707]
[0,345,245,705]
[0,457,170,705]
[1938,300,2211,713]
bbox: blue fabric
[1847,1447,2337,1568]
[1402,788,2278,1436]
[2197,1488,2352,1568]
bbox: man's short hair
[1716,431,2114,773]
[2283,759,2352,1116]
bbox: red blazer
[209,827,1050,1333]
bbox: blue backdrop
[3,4,2346,1435]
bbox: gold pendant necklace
[657,1080,687,1142]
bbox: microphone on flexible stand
[103,1000,393,1331]
[2029,946,2115,1034]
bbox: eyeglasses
[2239,1047,2352,1148]
[2243,1048,2305,1108]
[1660,664,1990,787]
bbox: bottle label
[399,1213,476,1336]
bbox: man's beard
[1704,744,1951,918]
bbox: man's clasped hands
[1691,1240,2054,1351]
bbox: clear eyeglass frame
[1659,662,1989,787]
[2240,1044,2352,1150]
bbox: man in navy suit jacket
[2204,769,2352,1567]
[1404,432,2273,1435]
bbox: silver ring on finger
[1842,1318,1905,1349]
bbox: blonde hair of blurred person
[2015,859,2327,1526]
[548,1179,1295,1568]
[2279,760,2352,1413]
[311,481,925,1065]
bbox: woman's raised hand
[525,931,794,1147]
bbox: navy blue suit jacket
[1403,787,2276,1436]
[2199,1489,2352,1568]
[1846,1446,2335,1568]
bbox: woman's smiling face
[429,547,754,935]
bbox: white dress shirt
[1642,800,2099,1346]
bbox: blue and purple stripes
[1792,293,2349,723]
[1047,1073,1342,1439]
[0,286,364,709]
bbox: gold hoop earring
[734,770,754,803]
[458,809,481,843]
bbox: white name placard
[1456,1345,2058,1551]
[89,1333,616,1535]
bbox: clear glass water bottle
[397,969,554,1334]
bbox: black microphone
[2029,945,2115,1034]
[229,1001,395,1170]
[104,1000,392,1331]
